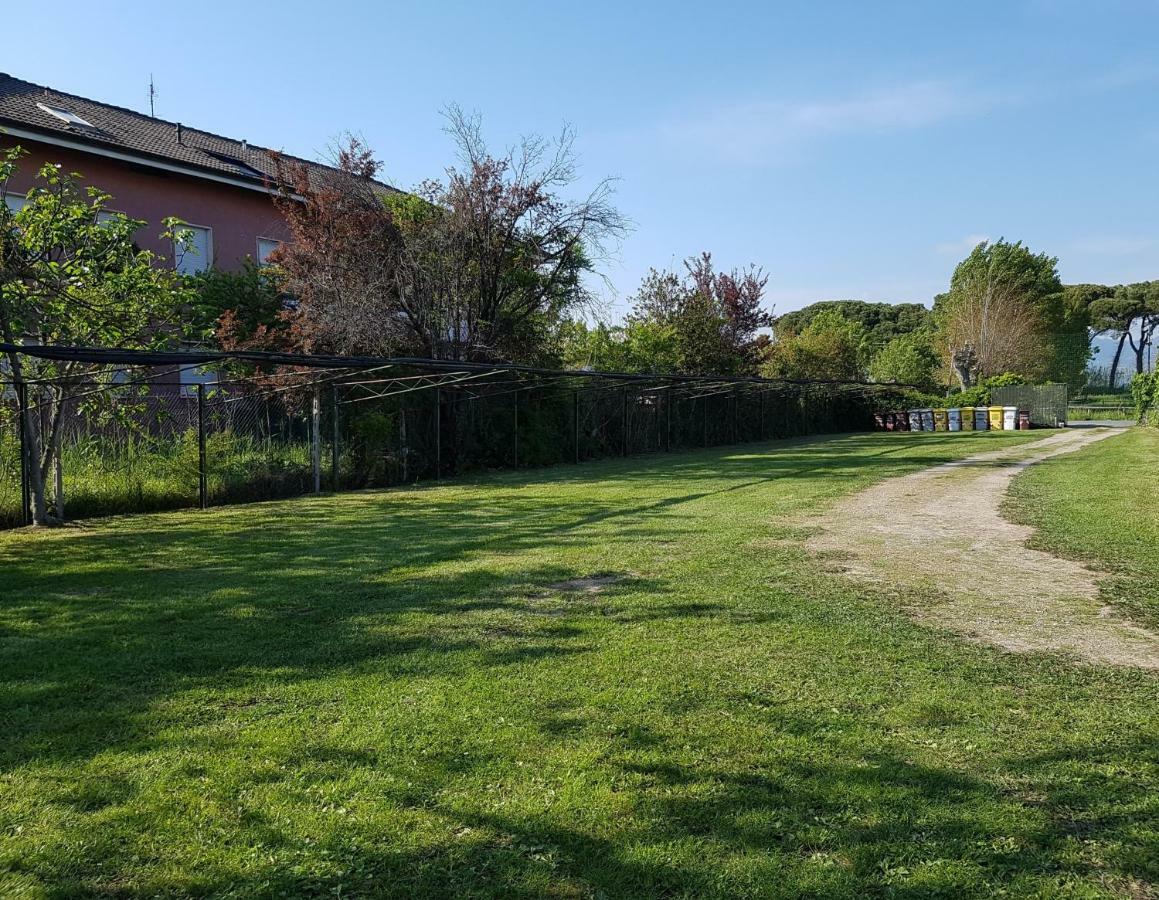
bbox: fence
[1,354,895,529]
[990,384,1069,427]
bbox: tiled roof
[0,73,395,194]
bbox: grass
[0,431,315,529]
[1006,426,1159,630]
[1,430,1156,898]
[1066,405,1135,422]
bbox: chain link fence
[1,365,886,529]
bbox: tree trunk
[5,348,51,526]
[1108,330,1128,388]
[21,400,50,526]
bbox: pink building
[0,72,384,274]
[1,73,397,392]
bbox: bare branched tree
[938,240,1060,388]
[262,114,627,363]
[266,138,409,356]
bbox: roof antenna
[149,74,157,117]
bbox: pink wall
[1,137,290,271]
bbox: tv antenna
[149,75,157,117]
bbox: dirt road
[809,429,1159,669]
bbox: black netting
[1,365,881,528]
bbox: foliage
[776,300,932,356]
[1131,371,1159,426]
[558,318,681,374]
[0,146,193,524]
[267,118,626,363]
[4,431,1155,898]
[189,259,284,344]
[868,332,940,391]
[934,239,1087,389]
[1089,281,1159,386]
[762,309,868,381]
[625,256,773,376]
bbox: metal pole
[759,391,765,441]
[311,385,321,493]
[573,389,580,464]
[666,394,672,452]
[16,381,30,526]
[513,390,519,468]
[622,389,629,457]
[196,383,208,510]
[702,395,708,447]
[54,451,64,522]
[434,388,441,480]
[331,383,340,491]
[732,392,738,444]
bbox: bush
[869,333,940,392]
[1132,372,1159,426]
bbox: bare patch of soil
[546,573,625,594]
[808,430,1159,670]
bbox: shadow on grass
[7,431,1122,898]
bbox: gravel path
[808,429,1159,670]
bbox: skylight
[37,102,95,129]
[202,149,266,180]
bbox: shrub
[1131,372,1159,426]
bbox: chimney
[175,122,183,145]
[241,139,248,153]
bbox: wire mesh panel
[991,384,1069,426]
[1,346,896,529]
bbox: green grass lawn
[1007,427,1159,630]
[2,431,1156,899]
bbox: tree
[935,239,1074,388]
[869,332,940,390]
[627,254,772,375]
[190,259,284,344]
[1089,282,1159,387]
[266,137,408,356]
[0,147,192,525]
[267,115,627,363]
[775,300,931,355]
[558,318,680,373]
[762,309,869,381]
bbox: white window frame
[174,222,213,275]
[256,236,281,265]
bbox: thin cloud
[934,234,990,256]
[661,81,996,163]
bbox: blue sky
[3,0,1158,319]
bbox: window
[4,194,28,213]
[179,364,217,398]
[174,224,212,274]
[256,237,281,265]
[36,102,96,129]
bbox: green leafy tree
[935,239,1085,388]
[626,255,773,376]
[1089,282,1159,387]
[869,332,940,390]
[0,147,192,525]
[762,309,869,381]
[559,318,680,373]
[775,300,932,356]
